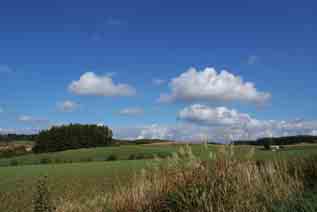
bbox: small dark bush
[10,159,19,166]
[137,153,155,160]
[128,154,137,160]
[54,158,62,164]
[80,157,93,162]
[40,157,52,164]
[107,154,118,161]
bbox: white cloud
[57,100,78,112]
[113,105,317,143]
[0,127,40,135]
[69,72,136,97]
[119,107,144,116]
[152,79,166,86]
[311,130,317,136]
[137,124,174,140]
[18,115,33,122]
[158,67,271,104]
[18,115,49,125]
[247,56,258,65]
[178,104,259,126]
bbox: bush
[80,157,93,162]
[9,159,19,166]
[40,157,52,164]
[107,154,118,161]
[128,154,137,160]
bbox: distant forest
[0,134,36,143]
[1,130,317,147]
[234,135,317,146]
[33,124,113,153]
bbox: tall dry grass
[52,145,317,212]
[109,145,304,212]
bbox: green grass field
[2,143,317,211]
[2,143,317,167]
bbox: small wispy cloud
[119,107,144,116]
[18,115,49,125]
[153,79,166,86]
[0,107,3,113]
[57,100,79,112]
[247,56,259,65]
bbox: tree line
[33,124,113,153]
[234,135,317,146]
[0,134,36,143]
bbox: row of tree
[0,134,37,143]
[234,135,317,146]
[33,124,113,153]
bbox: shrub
[40,157,52,164]
[80,157,93,162]
[9,159,19,166]
[107,154,118,161]
[128,154,137,160]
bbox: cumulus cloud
[137,124,175,140]
[57,100,79,112]
[119,107,144,116]
[178,104,259,126]
[311,130,317,136]
[158,67,271,104]
[152,79,166,86]
[113,105,317,143]
[69,72,136,97]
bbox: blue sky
[0,0,317,141]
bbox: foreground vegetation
[1,144,317,211]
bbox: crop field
[1,143,317,212]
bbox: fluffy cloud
[311,130,317,136]
[137,124,175,140]
[69,72,136,97]
[119,107,144,116]
[178,104,260,126]
[159,67,271,104]
[114,105,317,143]
[118,121,317,143]
[57,100,78,112]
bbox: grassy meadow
[1,143,317,211]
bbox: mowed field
[2,143,317,212]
